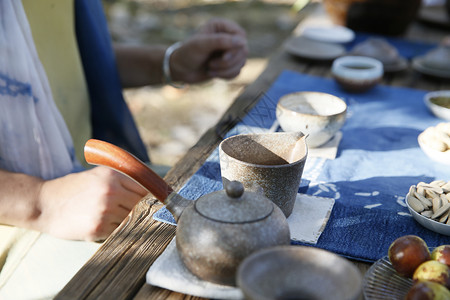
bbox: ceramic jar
[323,0,421,36]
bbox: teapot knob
[225,181,244,198]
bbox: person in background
[0,0,247,298]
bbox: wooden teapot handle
[84,139,172,203]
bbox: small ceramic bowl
[418,132,450,166]
[406,189,450,236]
[424,90,450,121]
[237,245,362,300]
[276,92,347,148]
[332,56,384,93]
[418,123,450,165]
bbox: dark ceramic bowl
[237,245,362,300]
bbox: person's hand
[170,18,248,83]
[37,166,148,241]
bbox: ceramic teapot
[84,139,291,286]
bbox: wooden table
[56,3,450,299]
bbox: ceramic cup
[276,91,347,148]
[219,132,308,218]
[332,56,383,93]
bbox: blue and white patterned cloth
[154,69,450,263]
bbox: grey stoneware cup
[219,131,308,218]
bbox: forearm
[0,168,43,230]
[114,44,167,88]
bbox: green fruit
[413,260,450,289]
[431,245,450,267]
[405,281,450,300]
[388,235,431,278]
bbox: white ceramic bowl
[237,245,362,300]
[332,56,384,93]
[424,90,450,121]
[276,92,347,148]
[406,190,450,236]
[418,126,450,165]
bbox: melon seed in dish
[408,181,450,224]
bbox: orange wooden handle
[84,139,172,203]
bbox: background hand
[170,18,248,83]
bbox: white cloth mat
[146,238,244,300]
[146,193,334,298]
[288,193,335,244]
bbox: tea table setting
[56,2,450,300]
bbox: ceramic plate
[363,256,412,300]
[424,91,450,121]
[418,132,450,166]
[285,36,346,61]
[302,26,355,44]
[418,5,450,29]
[412,57,450,79]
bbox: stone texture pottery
[84,139,290,287]
[237,245,362,300]
[219,132,308,218]
[276,92,347,147]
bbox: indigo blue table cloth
[154,69,449,263]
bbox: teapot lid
[194,181,273,223]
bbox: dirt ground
[103,0,308,166]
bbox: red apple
[432,245,450,267]
[405,281,450,300]
[388,235,431,278]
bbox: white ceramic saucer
[302,26,355,44]
[412,57,450,79]
[285,36,346,61]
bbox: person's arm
[114,45,166,88]
[0,166,147,241]
[114,18,248,88]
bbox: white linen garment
[0,0,80,180]
[0,2,99,299]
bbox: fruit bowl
[365,234,450,299]
[363,256,412,300]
